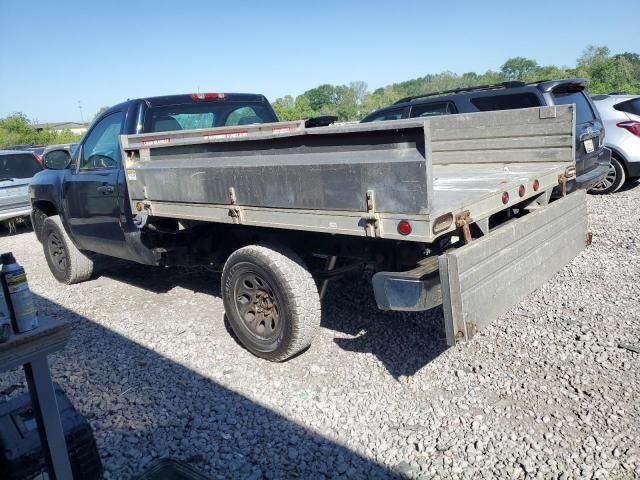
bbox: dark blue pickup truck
[30,93,280,275]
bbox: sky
[1,0,638,123]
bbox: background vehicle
[591,94,640,193]
[42,143,79,160]
[0,150,43,227]
[362,79,610,194]
[30,93,588,362]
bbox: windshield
[552,90,595,124]
[144,102,277,133]
[0,153,42,179]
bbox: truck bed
[120,106,575,243]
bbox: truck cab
[30,94,279,265]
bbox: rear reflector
[518,185,526,197]
[433,213,453,234]
[617,121,640,138]
[533,179,539,191]
[191,93,226,101]
[397,220,412,236]
[502,192,509,204]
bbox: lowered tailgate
[439,190,588,345]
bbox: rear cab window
[470,93,542,111]
[0,153,42,179]
[551,89,595,125]
[144,102,276,133]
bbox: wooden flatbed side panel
[430,105,575,165]
[439,190,587,345]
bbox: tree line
[272,45,640,121]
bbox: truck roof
[107,93,270,112]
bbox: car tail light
[502,191,509,204]
[191,93,226,101]
[533,179,540,191]
[34,153,43,166]
[617,121,640,138]
[397,220,412,236]
[433,213,453,234]
[518,185,526,197]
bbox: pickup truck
[30,93,590,361]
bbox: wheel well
[608,149,629,176]
[31,201,58,242]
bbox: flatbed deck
[121,105,576,244]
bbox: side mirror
[43,149,72,170]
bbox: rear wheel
[42,215,94,284]
[222,244,320,361]
[589,157,626,194]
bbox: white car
[591,94,640,193]
[0,150,43,224]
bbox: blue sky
[1,0,638,122]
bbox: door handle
[97,183,115,195]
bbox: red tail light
[617,121,640,137]
[397,220,412,236]
[34,153,43,166]
[191,93,226,101]
[518,185,526,197]
[502,192,509,204]
[533,179,539,191]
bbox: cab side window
[80,111,123,170]
[410,102,456,118]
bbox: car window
[470,93,542,112]
[614,98,640,117]
[552,91,595,124]
[410,102,456,118]
[364,108,405,122]
[0,154,42,179]
[80,111,123,170]
[225,106,266,126]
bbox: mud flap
[439,190,588,346]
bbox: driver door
[64,110,128,256]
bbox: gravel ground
[2,184,640,479]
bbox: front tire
[222,244,321,361]
[589,157,626,194]
[42,215,94,284]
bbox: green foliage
[93,106,110,120]
[271,45,640,122]
[0,113,82,149]
[501,57,540,80]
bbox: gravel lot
[2,185,640,479]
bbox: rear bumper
[373,191,589,345]
[0,205,31,222]
[575,147,611,191]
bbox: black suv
[362,78,611,193]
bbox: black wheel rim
[47,232,67,272]
[233,271,281,340]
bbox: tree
[501,57,540,81]
[0,112,82,148]
[93,106,110,120]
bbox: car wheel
[588,157,626,194]
[222,244,320,361]
[42,215,94,284]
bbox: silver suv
[591,94,640,193]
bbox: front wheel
[588,157,626,194]
[221,244,321,361]
[42,215,94,284]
